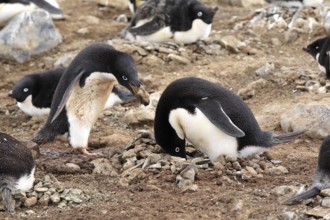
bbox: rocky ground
[1,0,330,219]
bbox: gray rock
[255,63,275,76]
[265,166,289,175]
[38,194,50,206]
[0,10,62,63]
[271,185,297,196]
[281,104,330,139]
[54,54,74,68]
[321,189,330,197]
[305,207,330,218]
[91,158,117,175]
[24,197,38,207]
[168,54,190,65]
[65,163,81,171]
[50,193,61,203]
[321,197,330,208]
[123,106,154,125]
[35,187,48,193]
[279,212,298,220]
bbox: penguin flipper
[195,99,245,138]
[127,15,166,36]
[51,71,84,123]
[28,0,63,15]
[283,187,320,205]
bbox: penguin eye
[316,46,319,50]
[23,88,29,93]
[197,11,203,17]
[3,138,7,141]
[175,147,180,153]
[122,76,128,81]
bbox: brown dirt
[0,0,326,219]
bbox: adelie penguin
[0,0,64,25]
[284,136,330,205]
[33,43,150,155]
[0,132,35,212]
[303,36,330,79]
[121,0,218,44]
[126,0,145,14]
[154,77,304,163]
[9,67,137,117]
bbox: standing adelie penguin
[0,0,64,25]
[33,43,150,155]
[8,67,137,117]
[284,136,330,205]
[303,36,330,79]
[8,67,65,116]
[0,132,35,212]
[121,0,218,44]
[154,77,304,163]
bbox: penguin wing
[195,99,245,137]
[128,15,166,36]
[51,70,85,123]
[28,0,63,14]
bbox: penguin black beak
[129,83,150,106]
[129,83,139,95]
[302,47,308,52]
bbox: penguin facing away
[8,67,137,117]
[154,77,304,163]
[0,0,64,25]
[33,43,150,155]
[0,132,35,212]
[303,36,330,78]
[121,0,218,44]
[126,0,145,14]
[284,136,330,205]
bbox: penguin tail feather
[283,187,320,205]
[32,127,57,145]
[271,130,306,145]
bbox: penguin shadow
[283,136,330,205]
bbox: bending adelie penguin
[121,0,218,44]
[284,136,330,205]
[8,67,137,117]
[0,0,64,25]
[303,36,330,79]
[33,43,150,155]
[0,132,35,212]
[154,77,304,163]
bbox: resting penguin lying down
[154,77,305,163]
[0,132,35,212]
[33,43,150,155]
[9,67,137,117]
[121,0,218,44]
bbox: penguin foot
[78,148,102,156]
[2,187,14,213]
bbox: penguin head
[9,76,37,102]
[110,51,150,105]
[303,36,328,59]
[189,2,218,24]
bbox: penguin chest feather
[169,108,238,163]
[174,19,212,44]
[0,3,35,25]
[17,95,50,116]
[316,53,326,73]
[66,72,117,148]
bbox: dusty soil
[0,0,328,219]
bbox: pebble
[24,197,38,207]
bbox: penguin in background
[126,0,145,14]
[121,0,218,44]
[154,77,304,163]
[303,36,330,79]
[8,67,137,117]
[33,43,150,155]
[0,132,35,212]
[284,136,330,205]
[0,0,64,26]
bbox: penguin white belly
[104,93,122,109]
[174,19,212,44]
[238,146,268,158]
[136,26,173,43]
[66,72,116,148]
[0,4,35,25]
[316,53,326,73]
[169,108,238,163]
[17,95,50,116]
[16,167,35,192]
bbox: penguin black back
[317,136,330,174]
[154,77,272,158]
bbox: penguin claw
[78,148,102,156]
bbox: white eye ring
[122,76,128,81]
[23,88,29,92]
[316,46,319,49]
[175,147,180,153]
[197,11,203,17]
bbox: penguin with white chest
[0,132,35,212]
[9,67,137,117]
[33,43,150,155]
[303,36,330,79]
[121,0,218,44]
[154,77,304,163]
[0,0,64,25]
[284,136,330,205]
